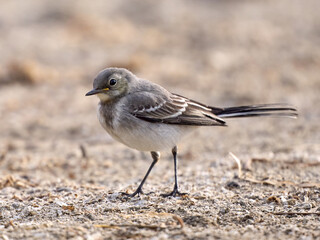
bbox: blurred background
[0,0,320,238]
[0,0,319,182]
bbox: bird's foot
[120,188,143,198]
[160,188,188,198]
[120,188,154,198]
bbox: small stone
[225,181,240,189]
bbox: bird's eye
[109,78,117,86]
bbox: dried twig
[4,220,15,228]
[251,158,271,162]
[79,144,88,159]
[148,212,184,228]
[272,212,320,216]
[94,224,166,230]
[229,152,242,178]
[62,205,75,211]
[0,150,7,161]
[297,182,320,188]
[0,175,36,189]
[94,212,184,231]
[172,215,184,228]
[228,153,320,188]
[252,158,320,168]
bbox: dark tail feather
[212,104,298,119]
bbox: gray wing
[125,92,226,126]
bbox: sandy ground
[0,0,320,239]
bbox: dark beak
[85,89,101,96]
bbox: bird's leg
[122,151,160,197]
[161,146,187,197]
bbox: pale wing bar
[132,94,226,126]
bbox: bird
[86,67,297,197]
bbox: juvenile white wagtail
[86,67,297,197]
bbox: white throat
[97,93,111,102]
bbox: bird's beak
[85,89,100,96]
[85,88,109,96]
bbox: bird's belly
[97,106,196,151]
[115,123,193,151]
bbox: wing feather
[127,92,225,126]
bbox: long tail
[211,104,298,119]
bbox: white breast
[115,121,193,151]
[97,104,196,152]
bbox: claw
[120,188,143,198]
[161,189,188,198]
[120,189,155,198]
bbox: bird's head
[85,68,133,102]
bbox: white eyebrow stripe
[187,101,211,111]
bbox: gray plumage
[86,67,298,197]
